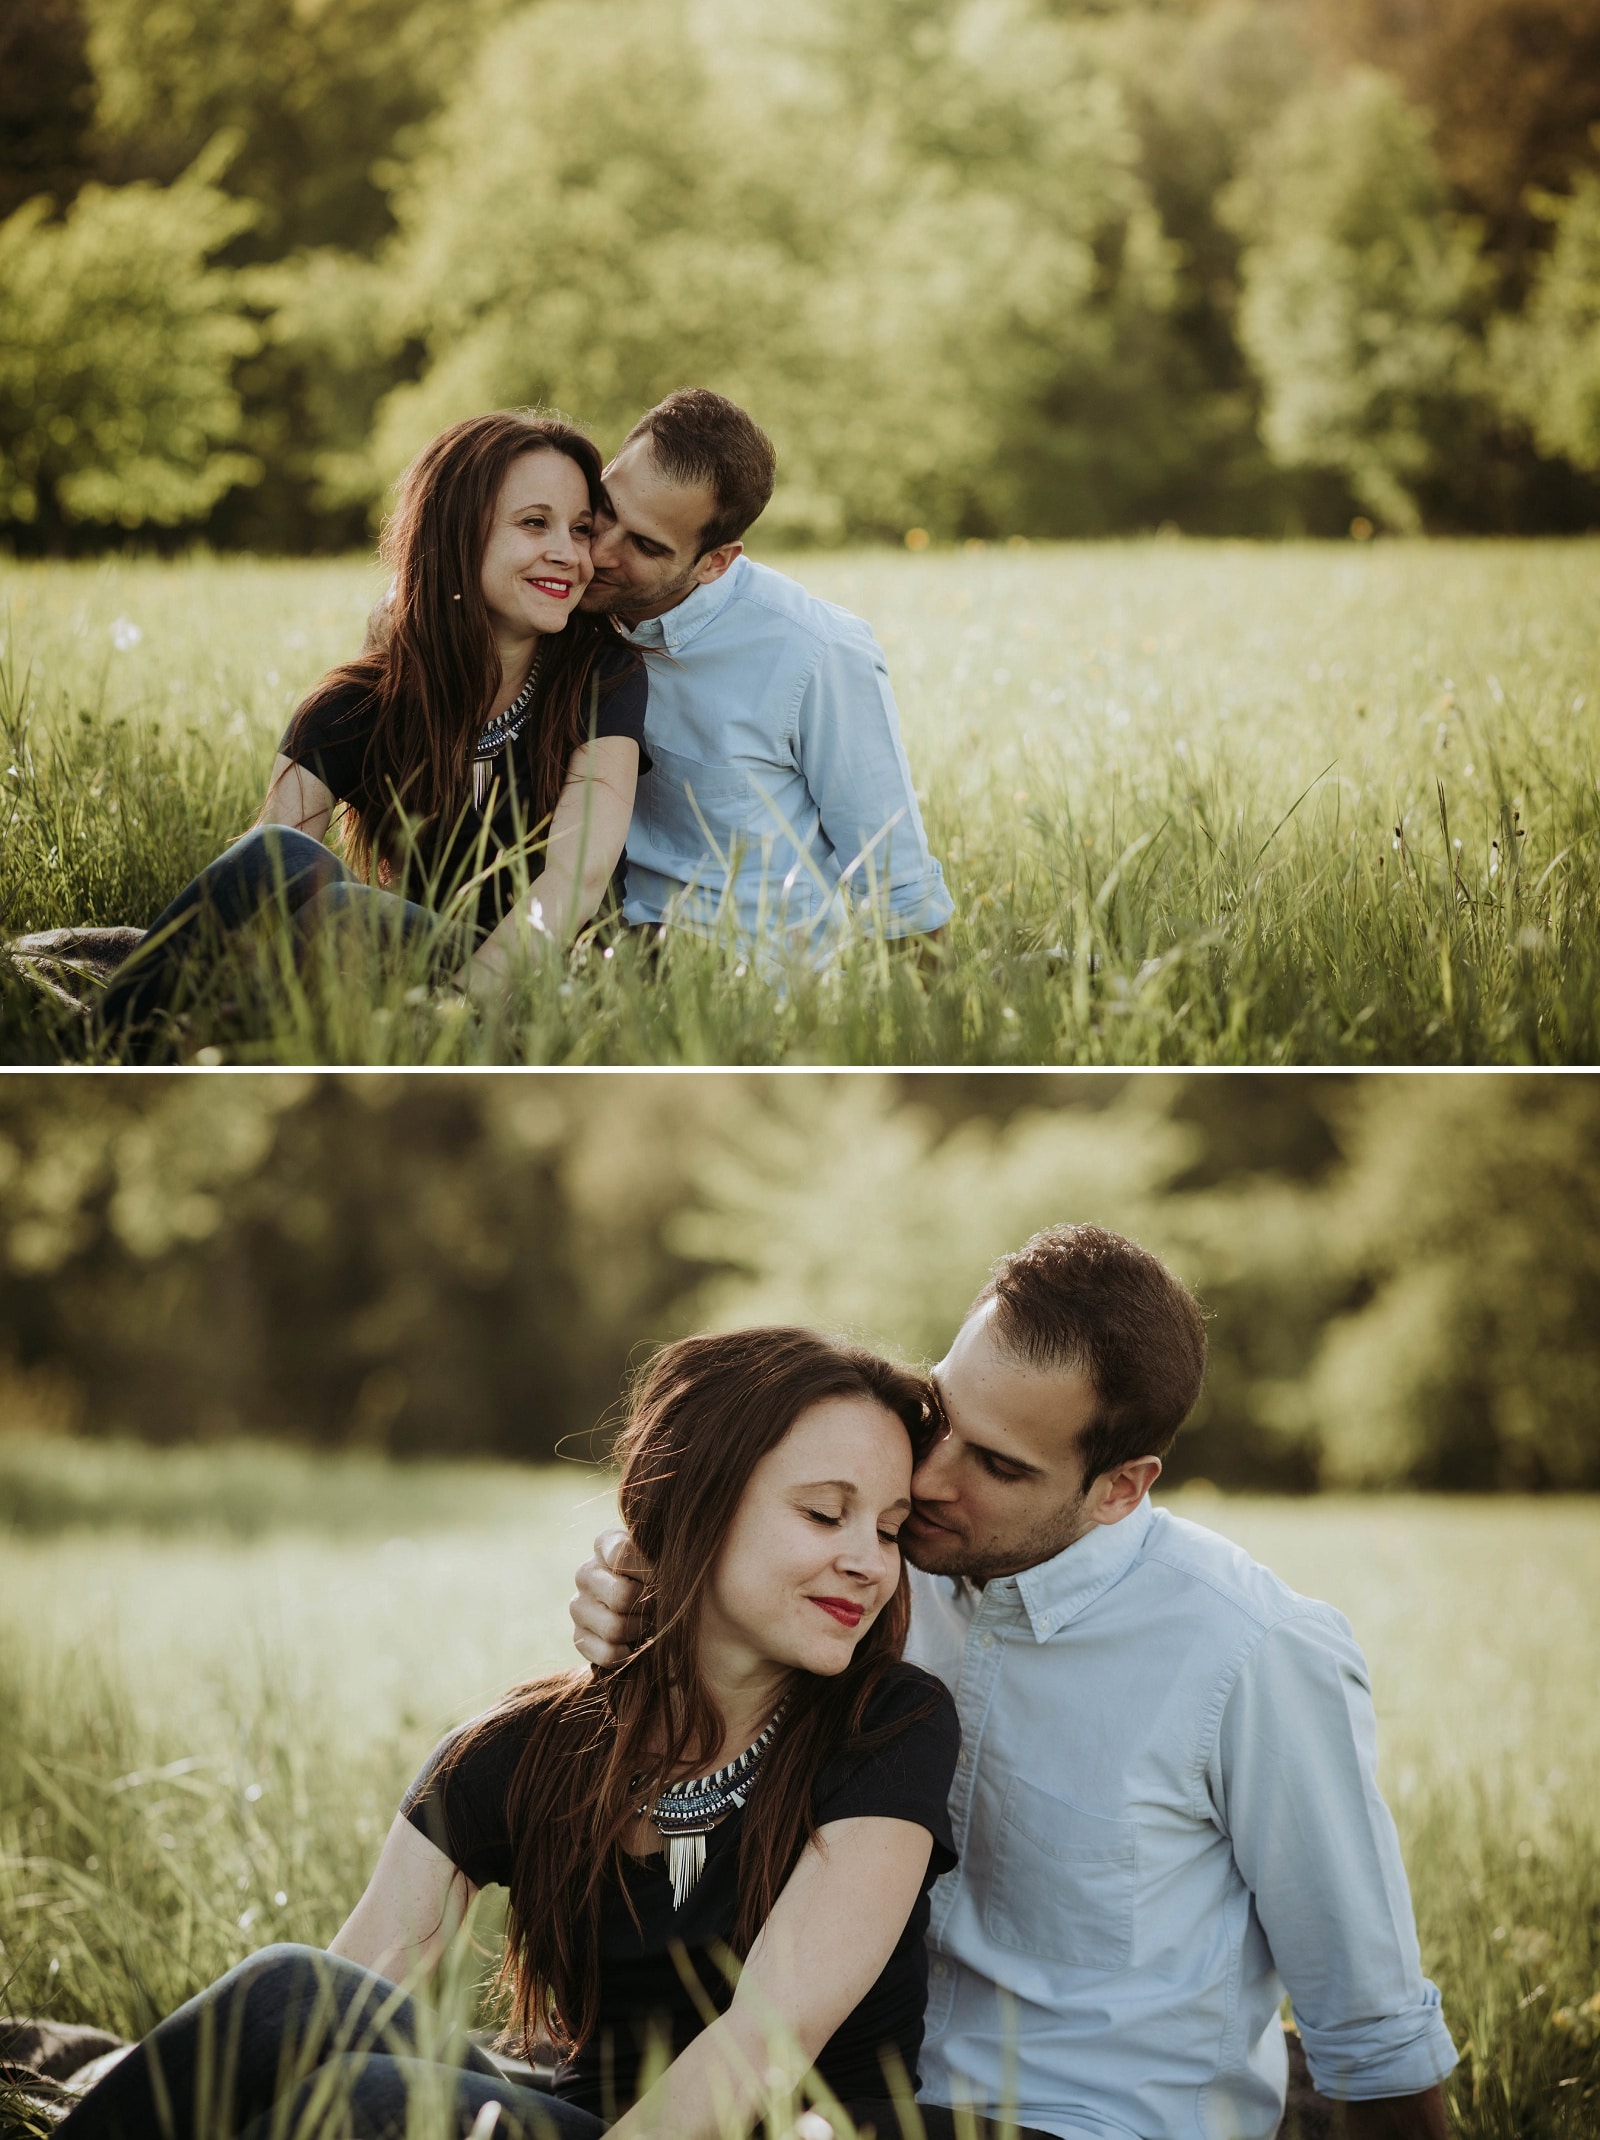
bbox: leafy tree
[355,0,1194,539]
[0,157,259,540]
[1224,67,1492,530]
[1495,171,1600,470]
[1305,0,1600,277]
[1302,1078,1600,1489]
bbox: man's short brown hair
[623,388,776,555]
[973,1224,1207,1484]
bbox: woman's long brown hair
[283,411,637,882]
[441,1327,938,2056]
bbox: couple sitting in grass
[59,1226,1457,2140]
[96,390,951,1055]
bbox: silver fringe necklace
[471,646,543,811]
[636,1700,788,1910]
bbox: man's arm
[794,627,953,940]
[1210,1614,1457,2135]
[569,1526,648,1667]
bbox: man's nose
[590,521,624,568]
[912,1439,959,1501]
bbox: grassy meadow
[1,1435,1596,2138]
[2,539,1599,1064]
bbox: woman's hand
[606,1816,936,2140]
[467,734,639,997]
[327,1814,474,1984]
[258,753,335,841]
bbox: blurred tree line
[1,1072,1596,1491]
[4,0,1600,550]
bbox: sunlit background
[5,0,1600,550]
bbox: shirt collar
[618,553,747,654]
[1009,1496,1155,1641]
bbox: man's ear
[692,540,743,587]
[1083,1456,1162,1528]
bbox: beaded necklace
[636,1699,789,1910]
[471,645,543,811]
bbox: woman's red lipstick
[809,1596,865,1628]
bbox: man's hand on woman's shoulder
[569,1527,649,1668]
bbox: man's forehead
[934,1305,1095,1447]
[601,439,713,551]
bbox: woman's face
[699,1396,914,1680]
[478,449,596,640]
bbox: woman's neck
[488,626,540,721]
[694,1637,793,1770]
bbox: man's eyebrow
[973,1445,1048,1478]
[928,1375,1048,1478]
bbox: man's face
[903,1300,1103,1584]
[582,436,738,625]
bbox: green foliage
[1298,1080,1600,1488]
[1496,172,1600,473]
[1226,69,1492,530]
[80,0,503,257]
[0,1075,714,1455]
[361,0,1202,538]
[0,161,259,535]
[3,1064,1600,1492]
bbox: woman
[96,411,646,1054]
[58,1330,960,2140]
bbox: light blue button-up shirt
[906,1498,1457,2140]
[618,556,952,942]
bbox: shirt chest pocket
[643,744,777,858]
[984,1778,1137,1972]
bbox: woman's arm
[327,1812,476,1983]
[258,753,336,842]
[466,734,639,997]
[608,1816,935,2140]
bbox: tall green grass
[2,1442,1597,2137]
[3,540,1599,1063]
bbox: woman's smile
[808,1594,866,1628]
[527,575,574,600]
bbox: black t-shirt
[278,639,648,938]
[403,1664,960,2119]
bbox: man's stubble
[901,1486,1091,1588]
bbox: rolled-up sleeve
[794,624,953,938]
[1209,1611,1459,2102]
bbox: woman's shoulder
[593,632,639,681]
[280,670,380,776]
[287,672,378,739]
[856,1659,957,1735]
[812,1663,960,1859]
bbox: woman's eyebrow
[794,1478,858,1497]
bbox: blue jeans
[96,826,453,1054]
[55,1944,603,2140]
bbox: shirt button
[978,1633,997,1650]
[931,1960,949,1978]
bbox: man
[581,389,952,946]
[571,1225,1457,2140]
